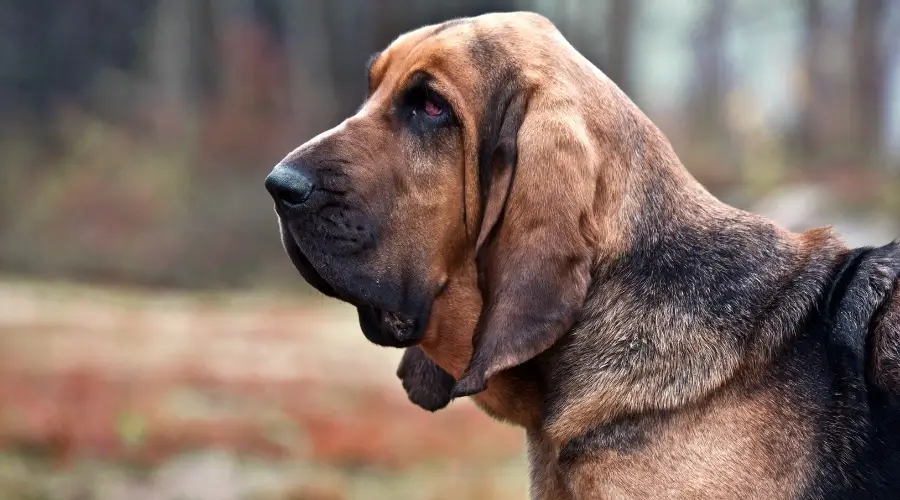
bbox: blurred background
[0,0,898,499]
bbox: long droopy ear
[452,87,595,397]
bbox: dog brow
[366,51,382,90]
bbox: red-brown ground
[0,280,527,499]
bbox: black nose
[265,161,316,210]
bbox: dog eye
[403,84,451,124]
[423,100,443,117]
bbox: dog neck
[477,114,848,443]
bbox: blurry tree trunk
[795,0,886,166]
[795,0,827,160]
[150,0,197,140]
[281,0,339,134]
[209,0,254,101]
[690,0,730,136]
[606,0,636,96]
[851,0,887,162]
[889,4,900,170]
[688,0,737,174]
[323,0,375,117]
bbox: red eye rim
[423,100,443,117]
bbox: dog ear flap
[474,90,528,254]
[397,346,456,412]
[453,89,594,398]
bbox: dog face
[266,20,480,350]
[265,12,599,395]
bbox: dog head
[265,12,634,398]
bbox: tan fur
[544,228,846,445]
[527,430,573,500]
[279,11,888,499]
[563,383,815,499]
[358,13,847,498]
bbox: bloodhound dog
[264,11,900,499]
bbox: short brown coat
[268,12,900,499]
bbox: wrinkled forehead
[366,13,557,94]
[366,21,476,97]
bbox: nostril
[276,184,312,206]
[265,163,316,208]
